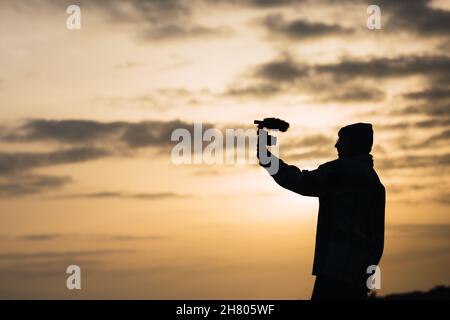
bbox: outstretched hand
[257,128,271,167]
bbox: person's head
[335,123,373,157]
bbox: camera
[254,118,289,146]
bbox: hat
[338,123,373,155]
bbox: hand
[257,128,271,167]
[256,128,265,160]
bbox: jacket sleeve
[267,156,330,197]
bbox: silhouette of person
[258,123,385,300]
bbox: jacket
[268,155,385,283]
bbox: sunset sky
[0,0,449,299]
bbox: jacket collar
[339,154,374,167]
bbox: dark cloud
[254,56,308,82]
[0,174,71,197]
[377,153,450,170]
[225,79,386,102]
[224,83,282,98]
[0,147,110,175]
[13,233,165,242]
[120,120,209,148]
[226,54,450,101]
[246,0,303,7]
[414,118,450,129]
[434,192,450,205]
[92,234,165,241]
[17,234,70,241]
[420,129,450,146]
[218,0,450,37]
[263,14,353,40]
[3,119,125,143]
[208,0,305,8]
[18,0,450,43]
[50,191,188,200]
[315,55,450,80]
[224,54,386,103]
[45,0,191,24]
[396,103,450,117]
[385,183,427,194]
[320,86,386,102]
[378,0,450,36]
[139,24,231,41]
[403,88,450,101]
[43,0,228,41]
[0,118,219,196]
[375,118,450,131]
[3,119,213,149]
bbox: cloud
[44,0,192,24]
[287,147,335,161]
[50,191,188,200]
[434,192,450,205]
[3,119,125,143]
[42,0,229,41]
[224,53,450,105]
[139,24,231,41]
[12,233,165,242]
[422,129,450,145]
[224,83,282,98]
[262,14,353,40]
[253,56,308,82]
[377,153,450,170]
[0,118,221,197]
[378,0,450,36]
[245,0,304,7]
[319,85,386,102]
[374,119,450,131]
[15,0,450,44]
[219,0,450,37]
[17,234,71,241]
[315,55,450,80]
[225,54,388,102]
[0,249,137,261]
[285,134,334,149]
[3,119,214,149]
[414,118,450,129]
[0,174,71,197]
[0,147,110,175]
[387,224,450,238]
[403,88,450,101]
[384,245,450,263]
[0,259,102,280]
[207,0,306,8]
[280,134,337,161]
[92,234,165,241]
[0,248,137,280]
[396,103,450,117]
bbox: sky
[0,0,449,299]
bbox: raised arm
[257,135,329,197]
[267,156,329,197]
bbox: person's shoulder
[318,158,368,173]
[318,159,340,170]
